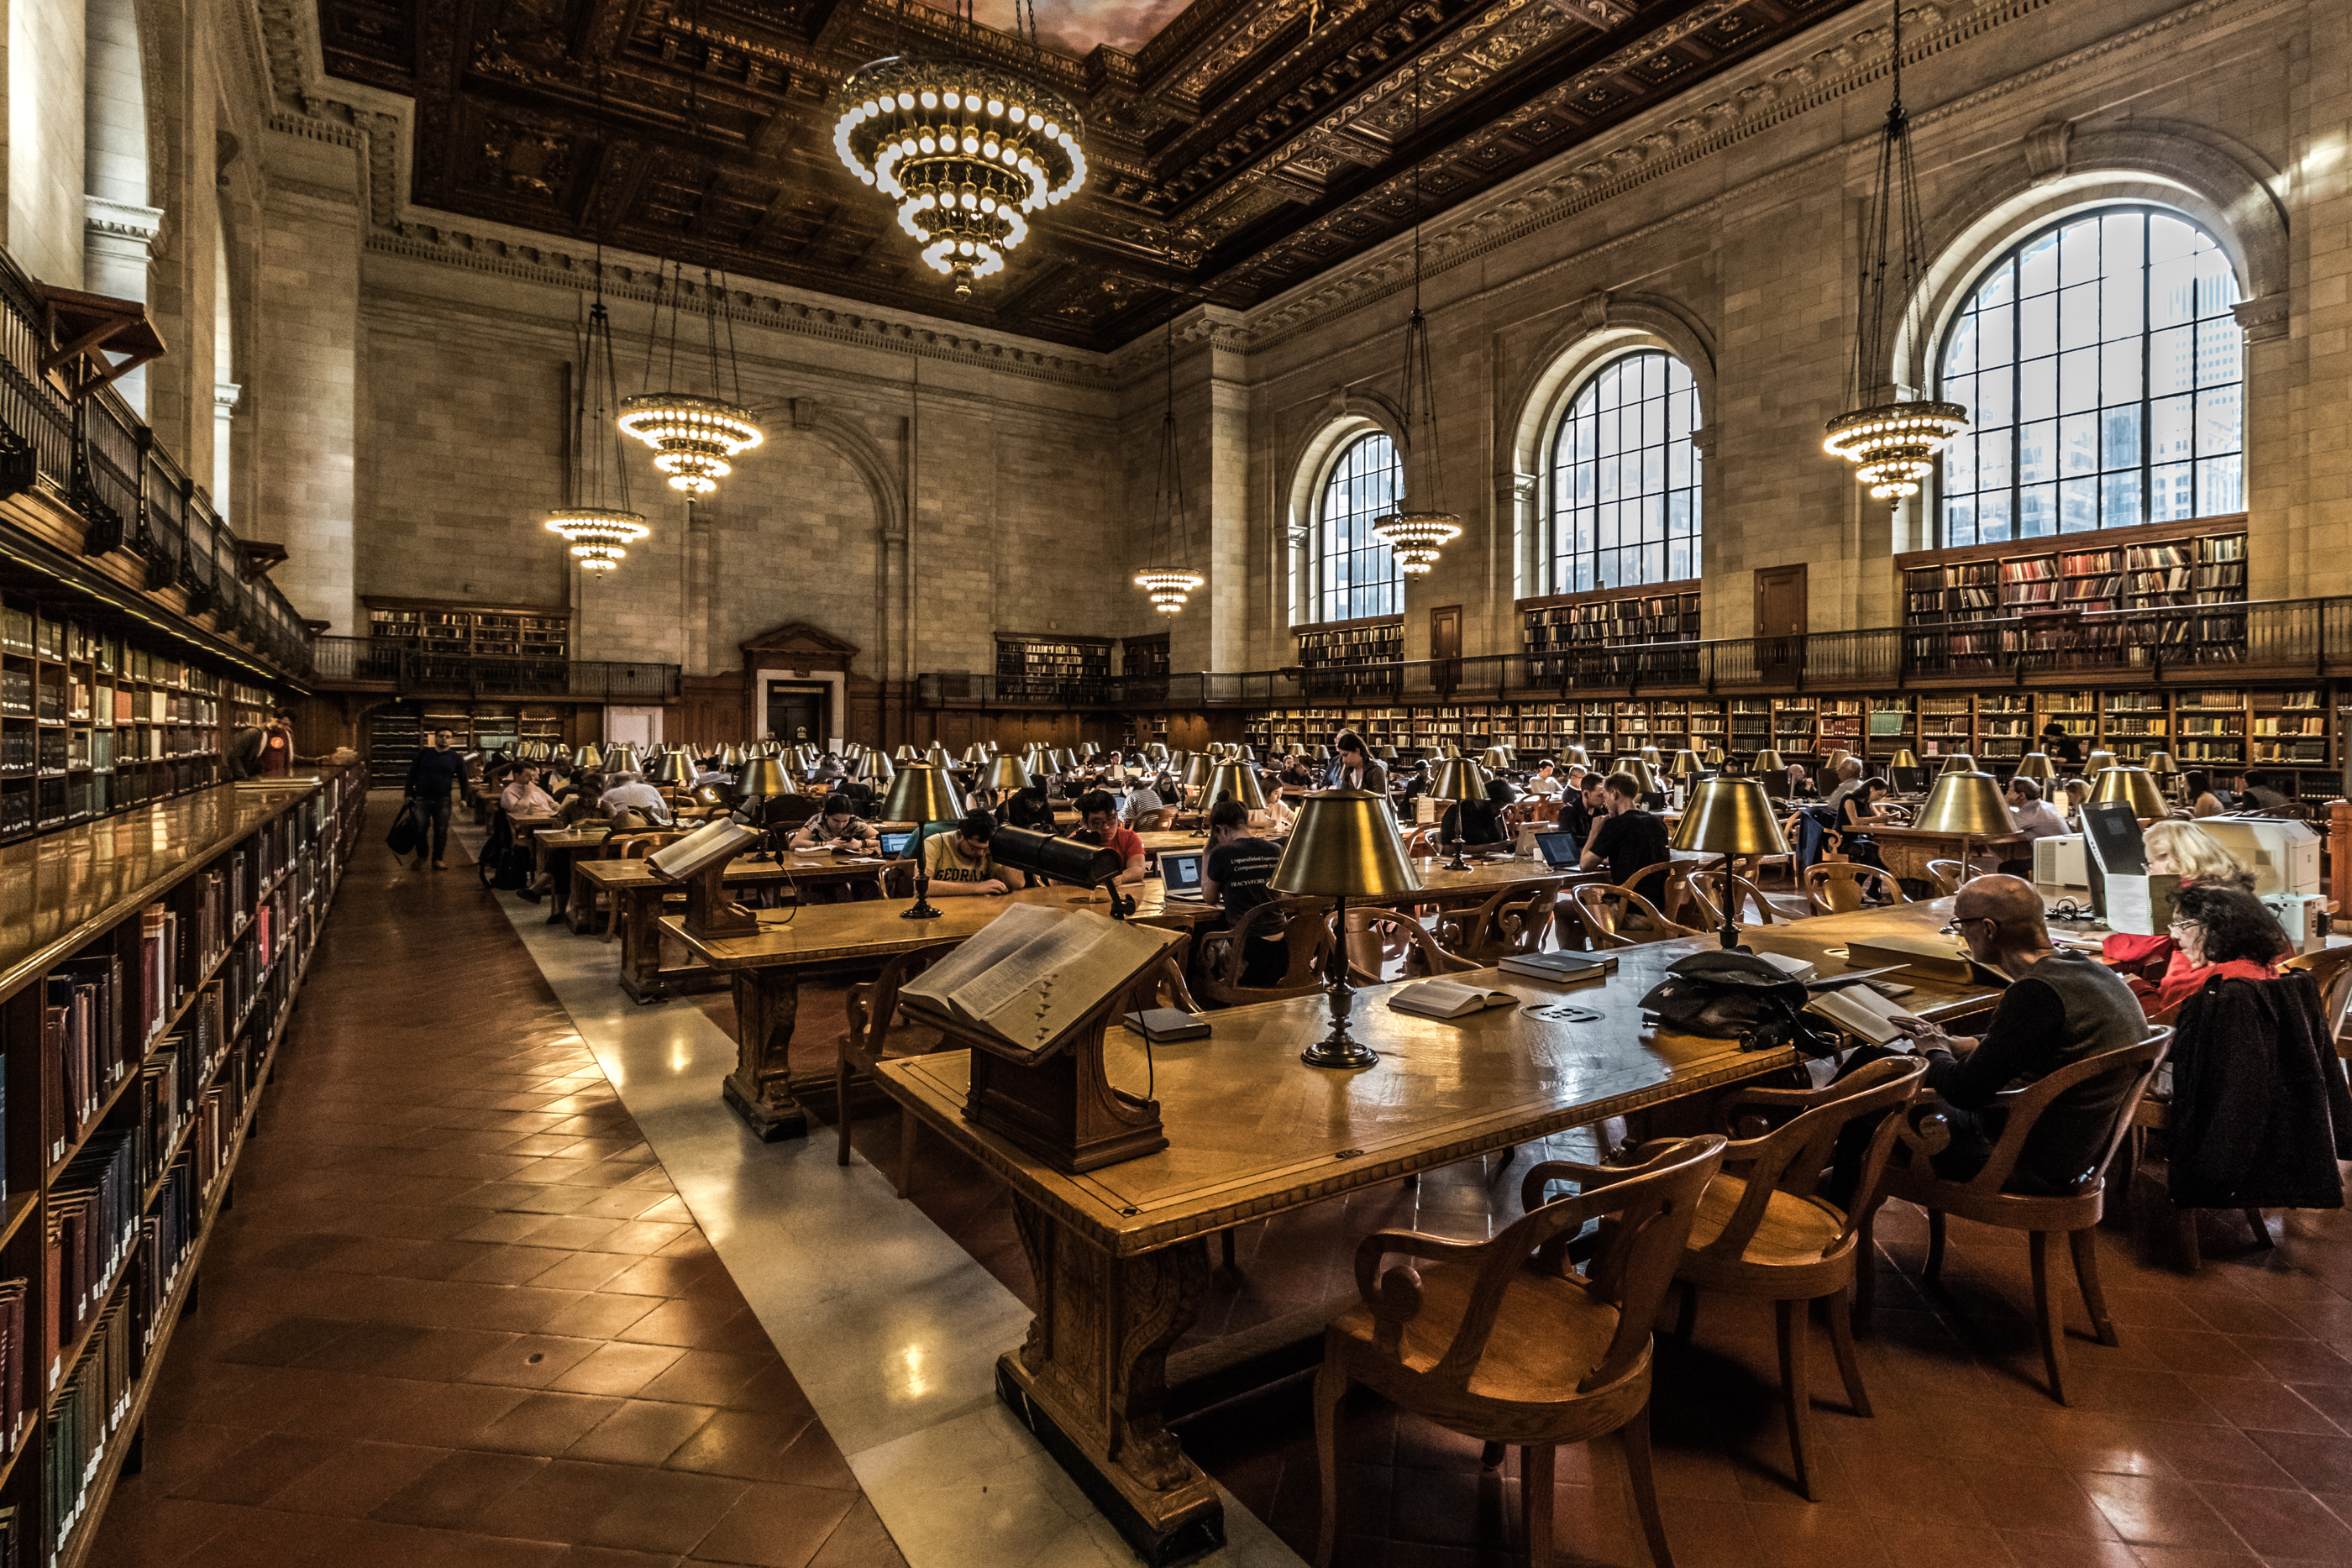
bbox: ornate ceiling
[316,0,1866,349]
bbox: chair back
[1569,883,1701,949]
[1924,858,1977,898]
[612,831,684,860]
[1685,868,1782,929]
[1802,860,1906,915]
[1451,878,1567,963]
[846,939,965,1055]
[2281,947,2352,1056]
[1344,906,1480,983]
[1694,1057,1929,1262]
[1199,895,1336,1005]
[1954,1027,2172,1196]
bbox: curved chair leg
[1523,1443,1557,1568]
[1621,1403,1675,1568]
[2244,1207,2275,1248]
[2029,1230,2069,1404]
[835,1057,853,1167]
[897,1106,920,1200]
[1312,1355,1347,1568]
[1852,1209,1877,1335]
[1923,1208,1948,1285]
[2069,1225,2119,1348]
[1826,1284,1872,1417]
[1775,1298,1815,1500]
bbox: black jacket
[405,747,466,800]
[2167,973,2352,1210]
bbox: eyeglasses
[2168,918,2204,935]
[1942,915,1996,935]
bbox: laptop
[1158,849,1207,899]
[1535,831,1584,870]
[879,830,916,857]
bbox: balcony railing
[0,247,313,679]
[312,636,680,700]
[920,595,2352,711]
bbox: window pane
[2101,472,2141,528]
[1315,433,1401,622]
[2059,348,2098,414]
[2198,455,2243,516]
[2019,483,2058,538]
[1546,350,1701,595]
[2019,355,2058,422]
[2060,412,2097,476]
[2101,406,2141,473]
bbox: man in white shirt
[601,774,674,828]
[1525,760,1567,797]
[1822,757,1866,818]
[1990,775,2071,874]
[497,765,557,818]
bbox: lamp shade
[894,745,918,763]
[1887,748,1919,770]
[1669,749,1704,779]
[1639,745,1663,766]
[1563,745,1590,768]
[1374,745,1398,760]
[2145,751,2180,778]
[925,744,950,767]
[1481,746,1514,771]
[1671,777,1790,857]
[856,751,896,788]
[1912,771,2017,836]
[573,742,604,770]
[654,752,696,787]
[1431,758,1488,803]
[736,758,793,800]
[603,745,643,777]
[2091,765,2168,819]
[1824,748,1852,771]
[2012,752,2057,782]
[1939,753,1978,775]
[1181,754,1213,789]
[962,743,989,765]
[1313,746,1332,762]
[982,755,1032,793]
[1204,760,1267,810]
[1753,748,1786,774]
[1704,746,1726,767]
[2086,749,2118,776]
[1147,743,1169,763]
[1269,789,1420,899]
[1616,759,1662,796]
[879,763,964,826]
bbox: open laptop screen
[1535,831,1583,870]
[1158,850,1205,894]
[879,830,916,857]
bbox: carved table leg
[617,889,669,1003]
[996,1196,1224,1565]
[722,967,808,1141]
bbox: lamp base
[901,899,943,920]
[1300,1037,1378,1070]
[1300,957,1376,1069]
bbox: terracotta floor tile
[579,1469,757,1555]
[2076,1473,2246,1550]
[567,1401,721,1467]
[551,1341,690,1398]
[474,1392,633,1456]
[261,1440,455,1517]
[372,1451,553,1529]
[686,1481,858,1567]
[662,1408,820,1481]
[2195,1481,2352,1562]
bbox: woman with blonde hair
[2141,819,2255,891]
[2103,819,2263,996]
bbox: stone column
[211,380,239,521]
[253,176,361,635]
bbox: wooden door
[1755,565,1807,685]
[1430,605,1462,693]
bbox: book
[1842,935,2003,986]
[1756,952,1817,983]
[1805,983,1914,1046]
[647,818,759,880]
[1121,1007,1210,1043]
[1387,979,1521,1020]
[1496,951,1619,984]
[900,904,1185,1060]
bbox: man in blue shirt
[403,729,465,870]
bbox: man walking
[404,728,464,870]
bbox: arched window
[1937,207,2242,546]
[1311,433,1404,623]
[1546,351,1701,595]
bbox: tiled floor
[87,826,905,1568]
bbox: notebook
[1158,850,1206,899]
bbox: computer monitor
[1535,831,1583,870]
[1761,772,1789,800]
[1157,849,1205,896]
[2077,800,2145,920]
[879,830,916,857]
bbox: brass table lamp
[1204,760,1266,811]
[2085,749,2118,776]
[1914,769,2017,836]
[1180,753,1214,799]
[894,744,918,763]
[1704,746,1726,768]
[1887,748,1919,770]
[2092,765,2167,820]
[982,754,1032,798]
[1669,749,1704,780]
[735,757,794,858]
[856,751,895,789]
[1430,756,1490,870]
[654,750,696,788]
[1563,745,1590,768]
[1754,747,1786,775]
[880,763,967,920]
[1671,777,1790,948]
[2013,752,2056,782]
[1938,753,1977,776]
[573,742,605,771]
[603,744,643,778]
[1639,745,1663,766]
[1269,788,1420,1069]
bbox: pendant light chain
[1134,319,1205,612]
[1370,55,1462,577]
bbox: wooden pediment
[740,621,859,674]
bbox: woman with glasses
[2129,883,2291,1018]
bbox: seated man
[498,764,557,819]
[1123,776,1175,831]
[922,810,1026,897]
[601,772,674,830]
[1525,759,1567,797]
[553,773,606,828]
[1995,774,2070,875]
[1872,875,2150,1193]
[1438,780,1514,855]
[1579,770,1671,909]
[790,792,879,854]
[1073,790,1149,884]
[1004,783,1056,831]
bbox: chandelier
[1134,323,1203,614]
[1370,62,1460,577]
[829,1,1084,297]
[618,261,764,497]
[545,249,648,573]
[1824,0,1967,504]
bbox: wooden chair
[1674,1057,1929,1499]
[1569,883,1702,950]
[1858,1028,2172,1403]
[1924,858,1978,898]
[1441,878,1566,964]
[1343,905,1481,984]
[598,831,685,941]
[836,940,963,1194]
[1683,868,1794,931]
[2281,947,2352,1054]
[1314,1135,1728,1568]
[1801,861,1907,915]
[1194,896,1336,1007]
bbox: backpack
[1639,950,1837,1056]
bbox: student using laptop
[1156,849,1208,899]
[1202,798,1282,911]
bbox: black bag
[1639,950,1835,1057]
[386,799,422,857]
[490,836,533,889]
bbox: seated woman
[1836,774,1897,876]
[2129,881,2290,1017]
[2183,770,2227,819]
[2143,819,2255,890]
[1437,780,1515,855]
[790,793,879,854]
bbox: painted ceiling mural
[317,0,1867,349]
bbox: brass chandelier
[617,261,763,496]
[545,251,648,572]
[829,1,1085,296]
[1134,323,1203,614]
[1824,0,1967,504]
[1370,62,1459,576]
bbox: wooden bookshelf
[995,634,1111,697]
[0,596,275,845]
[1121,634,1171,679]
[1518,581,1701,684]
[364,598,571,662]
[366,702,574,784]
[1292,616,1403,696]
[0,768,362,1567]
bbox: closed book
[1495,951,1618,984]
[1120,1008,1210,1043]
[1843,935,2001,986]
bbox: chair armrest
[1350,1228,1486,1356]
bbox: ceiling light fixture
[829,0,1084,297]
[617,260,764,496]
[1824,0,1967,505]
[1370,60,1459,577]
[1134,321,1203,615]
[546,212,648,573]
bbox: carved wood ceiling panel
[318,0,1866,349]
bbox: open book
[1388,980,1520,1020]
[648,818,759,881]
[899,903,1184,1061]
[1804,983,1914,1046]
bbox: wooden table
[1867,825,2030,886]
[874,897,2003,1562]
[577,852,899,1001]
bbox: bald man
[1874,875,2150,1193]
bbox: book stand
[911,985,1167,1173]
